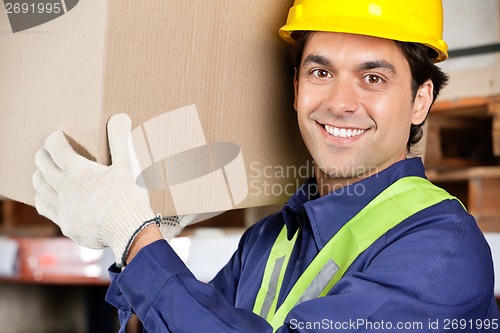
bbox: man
[33,0,499,332]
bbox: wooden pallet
[426,95,500,170]
[425,95,500,233]
[0,200,58,237]
[427,166,500,232]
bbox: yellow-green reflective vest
[252,176,461,332]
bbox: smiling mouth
[324,124,366,138]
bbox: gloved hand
[32,113,187,266]
[158,215,195,241]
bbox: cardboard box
[0,0,310,218]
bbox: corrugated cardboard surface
[0,0,310,216]
[0,0,108,201]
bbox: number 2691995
[5,2,62,14]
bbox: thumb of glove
[107,113,133,168]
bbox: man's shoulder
[387,198,492,266]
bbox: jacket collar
[283,158,427,248]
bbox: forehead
[301,32,408,69]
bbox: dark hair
[396,42,448,150]
[290,31,449,151]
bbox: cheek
[378,102,414,141]
[366,102,410,147]
[370,90,413,122]
[296,84,324,114]
[295,91,310,120]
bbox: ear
[293,67,299,111]
[411,79,434,125]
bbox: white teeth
[324,125,365,138]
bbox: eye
[310,69,332,79]
[364,74,383,85]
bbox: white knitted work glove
[32,113,185,266]
[158,215,194,241]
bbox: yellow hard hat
[279,0,448,62]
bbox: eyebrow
[302,54,332,67]
[358,60,397,75]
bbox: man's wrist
[125,223,164,266]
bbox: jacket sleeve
[106,239,274,333]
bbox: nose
[323,77,359,115]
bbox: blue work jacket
[106,158,500,332]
